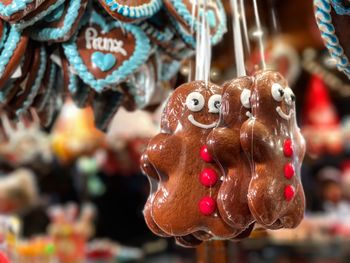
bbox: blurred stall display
[51,101,104,163]
[302,75,342,156]
[47,203,95,263]
[0,215,20,261]
[16,237,55,263]
[0,169,38,214]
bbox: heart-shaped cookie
[30,0,89,42]
[314,0,350,78]
[63,10,151,92]
[0,0,47,22]
[97,0,162,22]
[164,0,227,47]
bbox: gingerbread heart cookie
[314,0,350,78]
[63,10,151,92]
[207,77,255,230]
[30,0,89,42]
[141,81,243,240]
[13,0,66,30]
[164,0,227,47]
[0,0,47,22]
[0,25,29,88]
[97,0,162,22]
[240,71,306,229]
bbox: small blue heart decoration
[92,52,117,72]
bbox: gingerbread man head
[161,81,222,134]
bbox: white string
[239,0,251,54]
[195,0,211,86]
[231,0,246,77]
[252,0,266,69]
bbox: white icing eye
[240,88,251,109]
[208,94,222,113]
[271,83,285,102]
[186,92,205,112]
[284,87,296,105]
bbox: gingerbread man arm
[207,127,240,167]
[141,132,182,180]
[240,119,273,163]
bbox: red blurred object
[302,75,342,156]
[0,251,10,263]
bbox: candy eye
[186,92,205,112]
[271,83,285,102]
[240,88,251,109]
[208,94,222,113]
[284,87,296,105]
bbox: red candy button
[200,145,213,163]
[283,139,293,157]
[200,168,218,187]
[284,163,295,180]
[284,185,295,201]
[199,196,216,216]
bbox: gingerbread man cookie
[207,76,255,230]
[141,81,242,240]
[240,71,305,229]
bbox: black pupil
[278,89,284,97]
[214,101,220,109]
[193,99,199,106]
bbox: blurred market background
[2,0,350,262]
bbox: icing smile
[188,115,217,129]
[276,107,294,121]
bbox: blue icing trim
[63,10,151,92]
[0,23,9,52]
[0,26,22,78]
[167,0,227,47]
[31,0,86,42]
[331,0,350,15]
[68,72,79,94]
[44,3,65,22]
[314,0,350,79]
[138,19,175,43]
[160,59,180,81]
[0,0,33,17]
[92,52,117,72]
[16,46,47,116]
[101,0,162,19]
[38,63,57,111]
[14,0,65,30]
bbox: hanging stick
[231,0,246,77]
[252,0,266,69]
[239,0,251,54]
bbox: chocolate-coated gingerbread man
[141,81,243,241]
[240,71,305,229]
[207,77,255,231]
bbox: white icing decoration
[240,88,251,108]
[284,87,295,106]
[85,27,127,56]
[208,94,221,113]
[185,92,205,112]
[271,83,284,102]
[276,106,294,121]
[188,114,217,129]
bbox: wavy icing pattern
[31,0,87,41]
[0,0,33,17]
[314,0,350,78]
[167,0,227,47]
[63,10,151,92]
[15,0,66,30]
[16,46,47,116]
[103,0,162,19]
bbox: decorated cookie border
[14,0,66,30]
[16,45,47,116]
[0,0,32,18]
[37,63,57,111]
[63,10,151,92]
[31,0,87,42]
[167,0,227,47]
[314,0,350,78]
[0,26,22,78]
[101,0,162,19]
